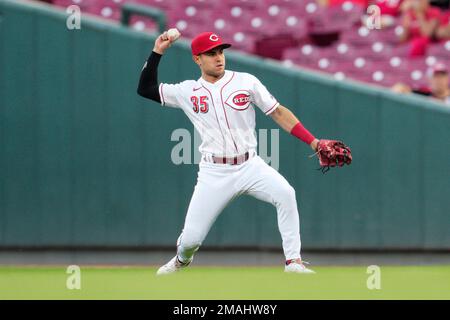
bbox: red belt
[212,151,250,165]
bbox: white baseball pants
[176,153,302,263]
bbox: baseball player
[137,30,325,275]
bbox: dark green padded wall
[1,0,449,249]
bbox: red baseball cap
[191,32,231,56]
[427,62,448,78]
[431,62,448,75]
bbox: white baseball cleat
[156,256,192,276]
[284,259,316,274]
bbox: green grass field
[1,265,449,300]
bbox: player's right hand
[153,31,175,55]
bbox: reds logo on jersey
[225,90,251,111]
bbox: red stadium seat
[228,32,257,53]
[255,34,299,59]
[132,0,175,10]
[48,0,443,88]
[427,41,450,59]
[340,26,386,47]
[222,0,260,9]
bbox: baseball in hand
[167,28,181,42]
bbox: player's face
[430,72,449,93]
[194,47,226,78]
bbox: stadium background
[0,0,449,299]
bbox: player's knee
[275,184,297,205]
[285,185,297,203]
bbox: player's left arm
[270,104,319,151]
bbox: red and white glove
[314,139,352,173]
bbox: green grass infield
[1,265,449,300]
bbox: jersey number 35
[191,96,209,114]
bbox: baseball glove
[313,139,352,173]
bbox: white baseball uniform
[160,70,302,261]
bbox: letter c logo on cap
[209,34,219,41]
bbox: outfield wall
[1,0,449,250]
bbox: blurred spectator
[375,0,404,16]
[317,0,369,7]
[392,62,450,105]
[399,0,441,56]
[392,82,413,92]
[435,10,450,39]
[430,0,450,10]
